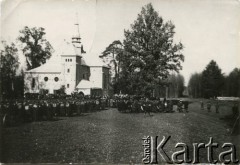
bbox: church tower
[60,17,85,95]
[72,22,82,55]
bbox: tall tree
[119,3,184,96]
[18,26,53,70]
[201,60,224,98]
[100,40,124,92]
[0,42,20,99]
[224,68,240,97]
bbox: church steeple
[72,13,81,47]
[72,13,85,55]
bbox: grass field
[1,101,239,163]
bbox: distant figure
[215,102,219,114]
[178,100,183,112]
[207,102,211,112]
[184,101,189,113]
[201,101,204,110]
[141,98,151,116]
[163,98,167,112]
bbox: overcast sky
[1,0,240,84]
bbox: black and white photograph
[0,0,240,164]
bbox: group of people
[114,97,189,114]
[201,100,239,115]
[0,97,108,127]
[0,95,193,127]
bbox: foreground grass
[2,102,239,163]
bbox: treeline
[188,60,240,98]
[167,73,185,98]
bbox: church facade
[24,23,110,96]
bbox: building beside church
[24,23,110,96]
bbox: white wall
[90,67,103,88]
[61,56,77,95]
[25,73,62,94]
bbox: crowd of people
[113,96,189,114]
[0,96,109,127]
[2,93,239,128]
[0,94,191,127]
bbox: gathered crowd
[3,94,238,127]
[114,97,189,114]
[0,95,191,127]
[0,97,108,127]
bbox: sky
[1,0,240,84]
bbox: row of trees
[188,60,240,98]
[0,27,53,99]
[100,3,185,97]
[167,73,185,98]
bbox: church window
[54,77,59,82]
[44,77,48,82]
[65,59,67,62]
[31,78,35,89]
[67,69,70,73]
[67,84,69,88]
[70,59,72,62]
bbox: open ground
[2,101,239,163]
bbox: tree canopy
[223,68,240,97]
[115,3,184,96]
[188,60,225,98]
[201,60,224,98]
[18,26,53,70]
[0,42,21,99]
[100,40,123,82]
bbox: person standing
[32,101,38,121]
[215,101,219,114]
[141,98,151,116]
[184,101,189,113]
[163,98,167,112]
[201,101,204,110]
[65,101,70,117]
[76,100,81,115]
[207,101,211,112]
[178,100,183,113]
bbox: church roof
[25,56,61,73]
[25,40,109,73]
[76,79,99,89]
[56,40,82,56]
[81,52,109,68]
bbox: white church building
[24,23,110,96]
